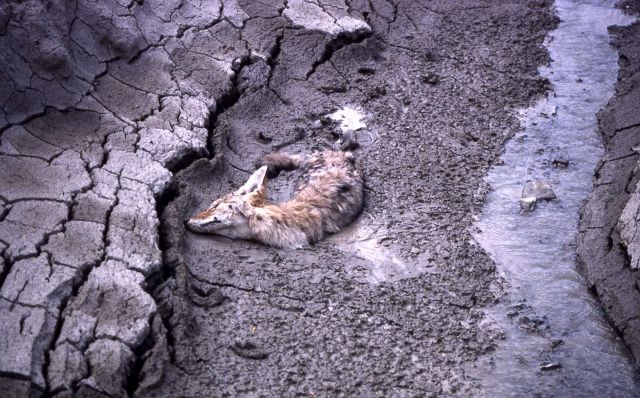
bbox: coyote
[186,150,364,248]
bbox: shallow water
[327,217,430,284]
[472,0,639,396]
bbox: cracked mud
[6,0,635,397]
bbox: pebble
[539,362,562,371]
[420,72,439,85]
[520,180,556,211]
[552,158,569,168]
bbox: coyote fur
[186,150,364,248]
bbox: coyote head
[186,166,267,239]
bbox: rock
[0,125,62,161]
[520,196,537,211]
[137,127,208,170]
[0,377,35,398]
[43,221,105,270]
[521,180,556,211]
[420,72,439,85]
[237,58,271,93]
[0,152,90,202]
[539,362,561,371]
[552,158,569,168]
[65,260,156,348]
[107,180,162,275]
[540,104,557,117]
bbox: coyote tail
[261,152,303,177]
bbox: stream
[472,0,639,396]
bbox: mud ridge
[306,28,373,79]
[576,3,640,368]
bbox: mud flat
[0,0,558,396]
[147,1,558,397]
[576,1,640,368]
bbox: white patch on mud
[283,0,370,36]
[327,106,367,132]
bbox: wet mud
[146,1,558,396]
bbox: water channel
[472,1,639,395]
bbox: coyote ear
[238,166,267,196]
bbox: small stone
[367,86,387,100]
[521,180,556,208]
[540,104,557,117]
[420,72,439,85]
[552,158,569,168]
[230,339,269,360]
[520,197,537,211]
[237,59,271,93]
[257,131,273,143]
[410,246,420,254]
[188,280,227,308]
[539,362,561,371]
[551,339,564,349]
[357,65,376,75]
[341,139,360,151]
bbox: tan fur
[186,150,364,248]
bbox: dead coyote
[186,150,364,248]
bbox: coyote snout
[186,150,364,248]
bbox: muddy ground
[0,1,560,397]
[149,2,558,397]
[576,1,640,370]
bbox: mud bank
[576,2,640,368]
